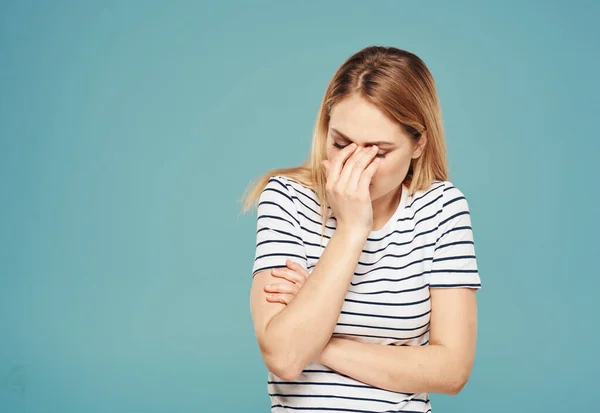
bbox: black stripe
[254,252,306,262]
[263,183,294,204]
[430,283,481,288]
[435,225,472,244]
[340,309,430,320]
[443,195,465,208]
[298,209,335,229]
[283,178,323,209]
[353,257,434,277]
[270,177,326,223]
[442,185,456,192]
[351,269,431,287]
[432,255,476,263]
[269,393,424,406]
[406,182,446,209]
[333,329,429,341]
[348,284,429,295]
[430,269,478,274]
[434,240,474,252]
[344,296,430,307]
[338,320,428,333]
[257,213,298,230]
[295,198,323,219]
[401,192,442,221]
[271,404,425,413]
[256,238,304,248]
[439,210,470,227]
[257,226,303,242]
[258,200,301,227]
[269,380,371,389]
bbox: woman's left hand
[264,259,310,305]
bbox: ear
[411,130,428,159]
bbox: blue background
[1,1,598,411]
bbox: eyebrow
[330,128,396,147]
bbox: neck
[371,184,403,231]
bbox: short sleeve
[429,184,482,289]
[251,176,308,278]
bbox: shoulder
[259,175,311,204]
[407,179,472,226]
[257,176,303,217]
[259,175,322,218]
[406,179,467,210]
[270,174,322,209]
[429,180,473,232]
[262,175,307,196]
[260,175,293,201]
[419,179,468,199]
[433,180,471,211]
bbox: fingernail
[371,145,378,151]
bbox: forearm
[265,226,367,379]
[319,338,470,395]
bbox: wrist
[335,224,370,245]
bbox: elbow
[444,368,471,395]
[263,354,303,381]
[270,363,303,381]
[259,341,303,381]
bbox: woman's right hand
[321,143,381,233]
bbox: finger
[328,143,358,184]
[266,293,293,305]
[271,268,304,285]
[338,146,372,189]
[348,145,379,190]
[358,156,382,191]
[285,259,310,280]
[264,282,300,295]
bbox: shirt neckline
[368,183,410,238]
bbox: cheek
[325,148,334,160]
[372,156,409,182]
[324,141,336,160]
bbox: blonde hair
[239,46,449,243]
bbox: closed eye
[333,142,387,158]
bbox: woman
[241,45,481,413]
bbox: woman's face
[325,94,427,201]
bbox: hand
[321,144,381,232]
[264,259,310,305]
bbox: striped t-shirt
[252,175,481,413]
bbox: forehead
[328,95,406,143]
